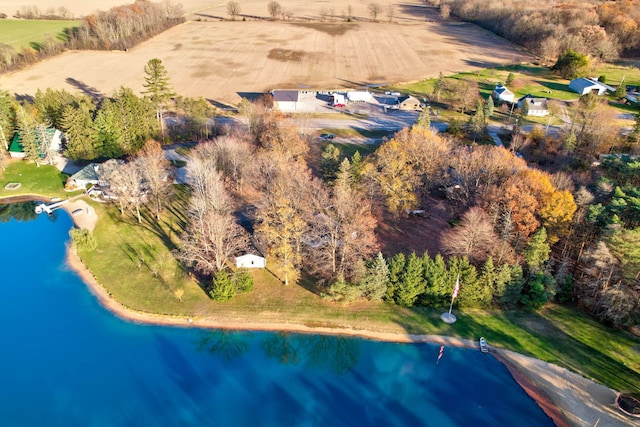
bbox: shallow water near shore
[0,206,554,426]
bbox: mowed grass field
[0,19,79,51]
[0,1,530,107]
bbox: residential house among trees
[517,94,549,116]
[65,163,102,190]
[569,77,612,96]
[492,83,515,104]
[398,95,422,110]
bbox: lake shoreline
[65,245,580,426]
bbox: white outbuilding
[235,254,266,269]
[271,90,299,111]
[569,77,611,96]
[346,91,373,102]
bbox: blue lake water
[0,204,554,426]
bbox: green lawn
[318,140,379,159]
[392,65,581,102]
[594,64,640,87]
[319,127,395,140]
[0,19,79,51]
[0,160,77,199]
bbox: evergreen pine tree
[386,252,405,301]
[350,151,364,185]
[15,105,38,162]
[60,101,97,161]
[233,268,254,294]
[421,253,449,307]
[524,228,551,272]
[394,252,425,307]
[320,143,342,181]
[415,106,431,130]
[494,263,524,307]
[210,270,236,301]
[0,89,15,150]
[359,252,390,301]
[142,58,175,139]
[614,81,627,98]
[506,72,515,87]
[483,96,494,123]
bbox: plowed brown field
[0,1,531,106]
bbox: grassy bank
[0,160,76,199]
[0,19,80,51]
[78,181,640,394]
[2,161,640,394]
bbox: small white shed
[235,254,266,269]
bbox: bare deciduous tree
[441,207,500,264]
[176,142,249,275]
[268,1,282,19]
[214,135,253,193]
[368,3,381,22]
[227,0,241,20]
[135,139,174,220]
[387,5,395,22]
[105,161,147,223]
[306,159,378,282]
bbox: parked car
[320,133,335,140]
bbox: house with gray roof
[517,94,549,117]
[271,90,299,111]
[66,163,102,190]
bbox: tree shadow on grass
[537,80,572,94]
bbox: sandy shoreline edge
[65,245,586,425]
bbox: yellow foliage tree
[539,190,577,244]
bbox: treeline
[433,0,640,61]
[0,1,184,73]
[65,0,185,51]
[0,88,213,163]
[13,5,73,19]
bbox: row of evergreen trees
[326,228,564,311]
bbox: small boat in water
[479,337,489,353]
